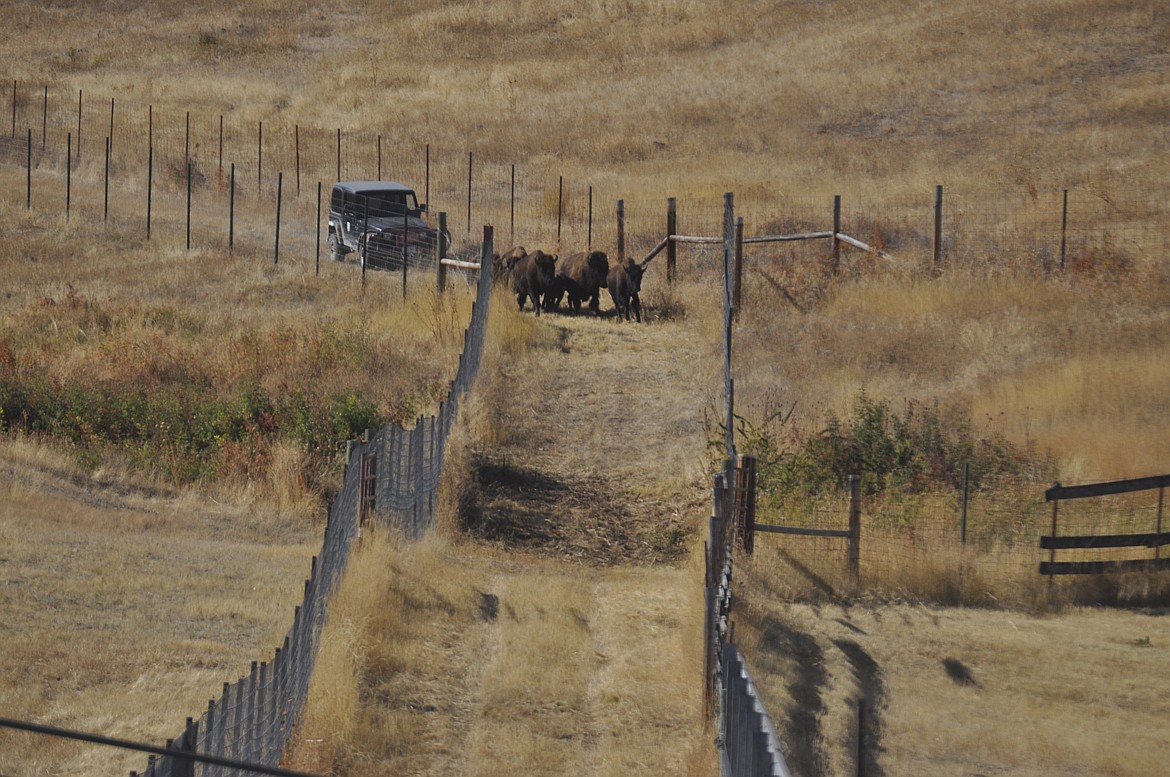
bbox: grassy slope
[1,0,1169,775]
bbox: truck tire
[328,232,344,262]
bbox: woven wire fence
[136,241,494,777]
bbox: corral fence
[127,233,495,777]
[1041,473,1170,576]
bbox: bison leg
[631,293,641,323]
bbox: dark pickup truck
[327,181,447,271]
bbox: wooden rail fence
[1041,474,1170,575]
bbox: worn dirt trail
[446,297,724,776]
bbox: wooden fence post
[466,151,473,235]
[315,180,321,276]
[848,473,861,591]
[436,211,448,293]
[733,216,744,321]
[666,196,677,284]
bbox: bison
[524,250,559,316]
[495,245,528,285]
[607,258,647,322]
[554,250,610,314]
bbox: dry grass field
[2,0,1169,775]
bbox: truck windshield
[358,189,418,218]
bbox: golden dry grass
[0,435,320,777]
[2,0,1169,775]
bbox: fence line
[136,233,494,777]
[6,81,1169,287]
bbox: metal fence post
[848,474,861,591]
[666,196,677,283]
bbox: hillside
[1,0,1169,775]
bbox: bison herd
[495,247,651,322]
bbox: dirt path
[464,304,721,564]
[446,298,722,775]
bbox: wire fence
[5,81,1169,294]
[135,235,495,777]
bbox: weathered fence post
[960,460,969,544]
[933,184,943,269]
[616,199,625,265]
[723,192,735,458]
[848,473,861,591]
[315,181,321,276]
[436,211,448,293]
[466,150,473,235]
[733,216,744,321]
[666,196,677,284]
[1060,188,1069,270]
[735,454,756,553]
[832,194,842,275]
[26,128,31,210]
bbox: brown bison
[495,245,528,285]
[554,250,610,314]
[607,258,647,322]
[524,250,559,316]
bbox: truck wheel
[327,232,344,262]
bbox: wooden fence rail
[1040,474,1170,576]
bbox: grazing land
[1,1,1169,776]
